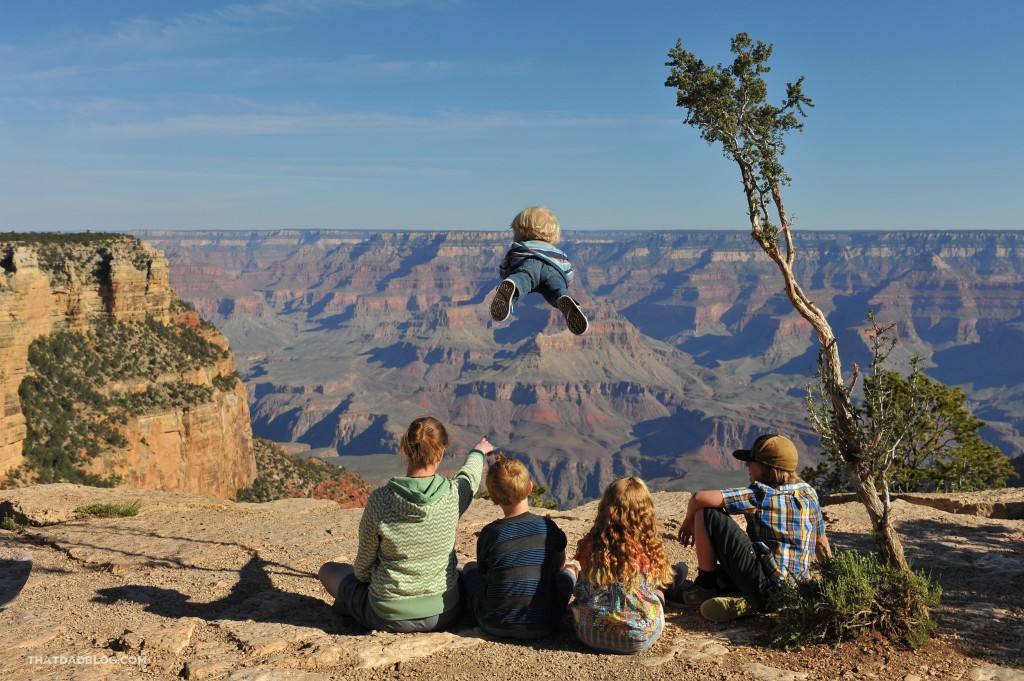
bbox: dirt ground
[1,484,1022,681]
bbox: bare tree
[665,33,909,569]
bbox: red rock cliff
[0,237,256,497]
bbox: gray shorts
[334,572,460,633]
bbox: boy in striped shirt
[671,434,832,623]
[461,455,576,639]
[489,206,589,335]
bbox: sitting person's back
[318,417,489,632]
[571,477,673,654]
[462,455,575,639]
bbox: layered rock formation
[139,229,1024,505]
[0,235,256,498]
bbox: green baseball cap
[732,434,799,472]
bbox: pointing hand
[473,436,495,455]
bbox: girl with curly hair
[570,477,673,653]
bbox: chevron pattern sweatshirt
[353,449,484,620]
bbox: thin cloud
[0,0,462,61]
[98,0,461,51]
[0,55,523,88]
[82,111,640,138]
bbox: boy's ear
[528,481,534,494]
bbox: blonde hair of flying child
[580,477,673,591]
[511,206,561,244]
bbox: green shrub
[0,514,21,531]
[0,234,151,286]
[0,231,127,244]
[170,298,196,313]
[74,500,141,518]
[770,550,941,650]
[19,315,225,485]
[236,438,369,504]
[212,371,240,392]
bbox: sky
[0,0,1021,231]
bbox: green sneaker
[699,595,755,623]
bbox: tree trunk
[849,467,910,571]
[736,159,912,571]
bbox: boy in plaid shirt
[670,434,831,623]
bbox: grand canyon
[137,229,1024,507]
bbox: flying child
[489,206,588,335]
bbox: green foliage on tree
[804,319,1015,495]
[665,32,914,571]
[771,550,941,650]
[665,32,812,249]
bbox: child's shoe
[556,295,588,335]
[490,279,517,322]
[668,580,720,607]
[699,595,755,623]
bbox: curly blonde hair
[579,477,673,590]
[511,205,561,244]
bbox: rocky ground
[1,484,1022,681]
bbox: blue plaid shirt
[721,481,826,583]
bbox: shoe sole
[490,280,516,322]
[557,297,588,335]
[699,597,752,623]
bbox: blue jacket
[499,240,575,285]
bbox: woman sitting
[318,416,491,632]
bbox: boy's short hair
[486,455,532,506]
[511,206,561,244]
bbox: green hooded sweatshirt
[353,449,483,620]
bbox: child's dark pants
[505,259,569,308]
[702,507,776,610]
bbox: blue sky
[1,0,1021,230]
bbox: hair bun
[400,416,449,469]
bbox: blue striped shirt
[475,512,568,634]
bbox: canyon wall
[138,229,1024,505]
[0,236,256,497]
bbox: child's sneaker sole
[699,596,755,623]
[557,296,588,335]
[490,280,517,322]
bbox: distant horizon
[6,225,1024,235]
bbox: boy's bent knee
[701,506,731,531]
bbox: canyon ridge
[140,229,1024,506]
